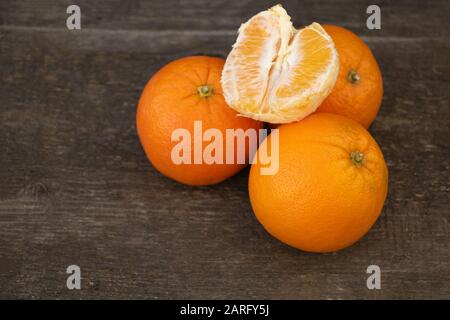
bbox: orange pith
[222,5,339,123]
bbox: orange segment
[221,5,339,124]
[221,5,294,115]
[269,23,339,112]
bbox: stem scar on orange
[136,56,263,186]
[249,113,388,253]
[317,25,383,128]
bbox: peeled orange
[221,5,339,124]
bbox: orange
[249,113,388,252]
[136,56,263,186]
[221,5,339,124]
[316,25,383,128]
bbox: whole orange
[136,56,263,186]
[317,25,383,128]
[249,113,388,252]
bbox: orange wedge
[221,5,339,123]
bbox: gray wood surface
[0,0,449,299]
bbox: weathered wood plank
[1,0,449,37]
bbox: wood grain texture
[0,0,449,299]
[2,0,450,37]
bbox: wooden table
[1,0,449,299]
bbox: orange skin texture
[249,113,388,253]
[136,56,263,186]
[317,25,383,128]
